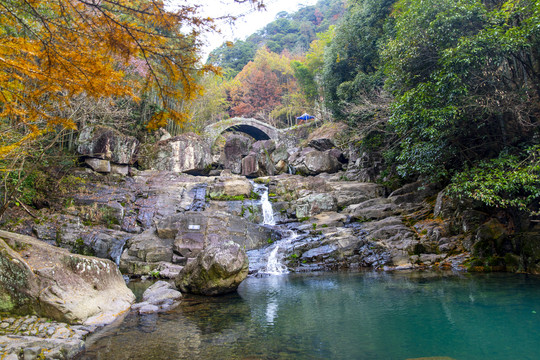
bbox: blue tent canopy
[296,113,315,120]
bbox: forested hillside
[207,0,347,74]
[204,0,540,214]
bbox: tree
[229,52,284,119]
[0,0,266,155]
[206,0,346,74]
[322,0,396,119]
[384,0,540,184]
[227,47,307,126]
[207,40,257,76]
[0,0,264,216]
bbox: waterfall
[251,181,276,225]
[111,238,127,266]
[249,181,300,276]
[260,186,275,226]
[265,245,288,275]
[261,231,298,275]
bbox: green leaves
[448,146,540,211]
[382,0,540,187]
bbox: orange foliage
[0,0,263,158]
[228,47,304,122]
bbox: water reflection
[265,300,278,325]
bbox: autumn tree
[0,0,263,215]
[228,47,307,126]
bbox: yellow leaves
[0,0,240,158]
[147,108,190,131]
[0,128,48,159]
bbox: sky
[187,0,319,58]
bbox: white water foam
[262,231,298,275]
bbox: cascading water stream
[262,230,298,275]
[250,181,300,275]
[252,181,276,226]
[260,188,276,226]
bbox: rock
[137,304,159,314]
[84,158,111,173]
[159,128,172,141]
[308,138,335,151]
[306,122,348,145]
[389,181,441,205]
[207,177,253,199]
[50,218,129,262]
[361,216,420,266]
[346,198,396,220]
[81,229,129,261]
[303,149,342,175]
[311,212,348,228]
[295,193,337,219]
[175,241,248,296]
[242,152,276,178]
[156,211,278,253]
[77,125,139,165]
[271,142,290,163]
[0,230,134,325]
[223,135,252,174]
[344,151,384,182]
[132,281,182,314]
[328,148,347,163]
[472,219,510,257]
[251,139,276,154]
[110,164,129,176]
[119,229,173,276]
[241,140,278,177]
[142,281,181,303]
[459,210,489,233]
[241,153,259,177]
[269,174,331,201]
[139,133,211,174]
[275,160,288,174]
[329,182,385,208]
[418,253,445,265]
[156,262,184,279]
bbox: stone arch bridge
[203,118,281,146]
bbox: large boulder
[0,230,134,325]
[329,182,386,208]
[304,150,342,174]
[175,241,248,296]
[207,176,253,199]
[139,133,211,174]
[241,140,277,177]
[295,193,337,219]
[223,135,252,174]
[77,125,139,165]
[290,148,342,175]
